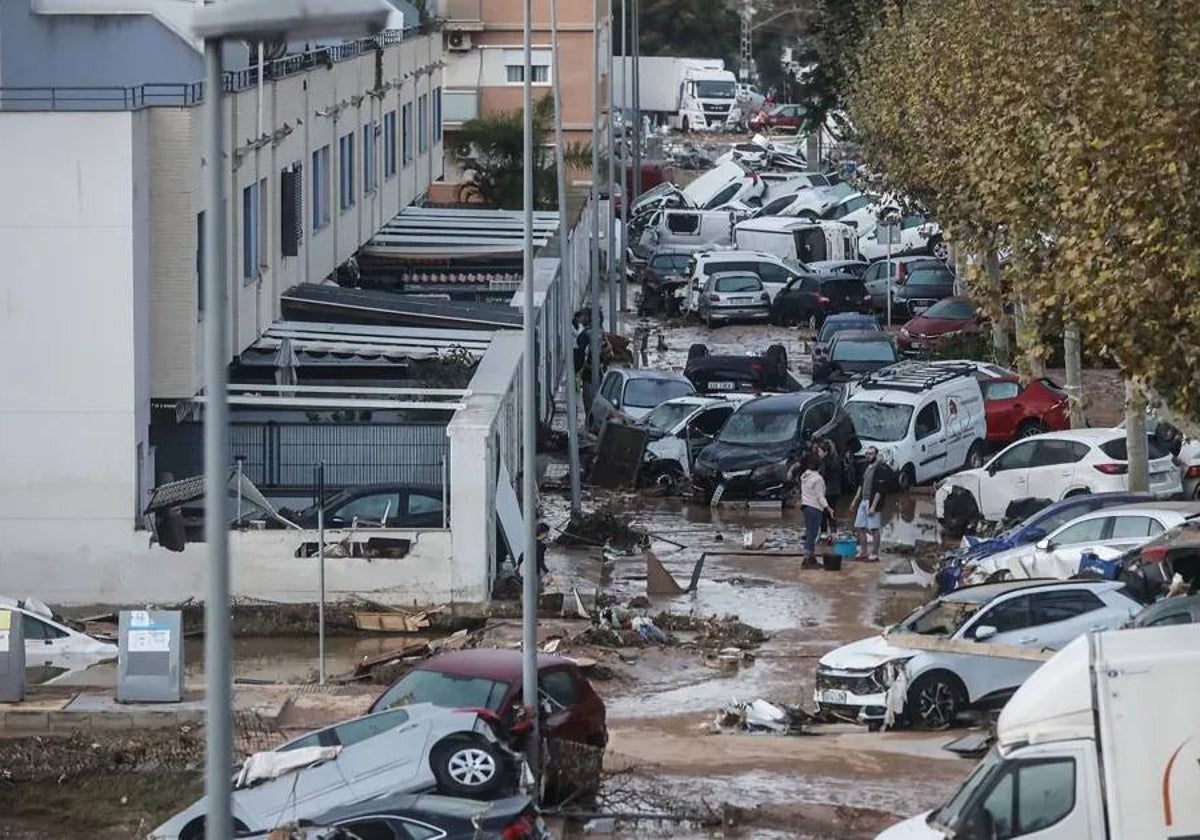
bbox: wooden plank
[882,631,1055,662]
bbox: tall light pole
[191,1,388,834]
[618,0,629,316]
[551,0,583,515]
[589,0,602,390]
[631,0,641,199]
[519,0,540,782]
[606,1,617,331]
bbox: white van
[734,217,858,266]
[877,624,1200,840]
[637,208,745,254]
[843,361,987,490]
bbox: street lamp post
[190,2,388,834]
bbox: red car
[897,296,982,353]
[369,648,608,748]
[979,375,1070,443]
[748,103,804,131]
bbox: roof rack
[857,361,978,393]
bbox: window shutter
[281,164,303,257]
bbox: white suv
[814,579,1142,730]
[678,250,803,313]
[936,428,1183,523]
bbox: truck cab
[878,625,1200,840]
[676,68,737,132]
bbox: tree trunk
[806,132,820,169]
[952,243,967,296]
[1125,379,1149,492]
[984,249,1011,364]
[1063,321,1085,428]
[1013,300,1044,377]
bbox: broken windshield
[718,408,797,445]
[845,401,914,442]
[897,599,980,636]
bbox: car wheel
[898,464,916,491]
[687,343,709,363]
[929,236,950,262]
[652,461,686,490]
[432,737,507,799]
[1193,483,1200,501]
[965,441,985,470]
[906,672,964,731]
[179,818,250,840]
[1016,420,1046,439]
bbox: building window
[196,211,205,317]
[433,87,442,143]
[383,110,397,178]
[242,179,265,281]
[281,162,303,258]
[402,102,413,165]
[312,145,331,230]
[418,94,429,154]
[363,122,377,195]
[504,51,552,85]
[339,131,355,211]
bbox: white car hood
[820,634,916,670]
[874,812,944,839]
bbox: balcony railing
[441,89,479,124]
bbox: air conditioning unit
[446,31,472,52]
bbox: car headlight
[940,330,962,339]
[872,657,915,688]
[900,327,910,338]
[750,462,789,482]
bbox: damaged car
[814,579,1141,730]
[637,395,750,488]
[692,390,857,504]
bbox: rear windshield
[718,408,797,445]
[819,318,879,342]
[714,275,763,293]
[845,401,914,442]
[905,268,954,287]
[821,279,868,298]
[922,298,974,320]
[831,340,896,364]
[624,377,695,409]
[372,669,509,713]
[1099,437,1170,461]
[651,253,691,272]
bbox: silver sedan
[697,271,772,326]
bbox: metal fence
[157,421,449,493]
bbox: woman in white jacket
[799,452,834,565]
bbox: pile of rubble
[0,728,204,784]
[556,507,646,551]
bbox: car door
[685,405,735,467]
[331,709,423,801]
[979,441,1037,520]
[775,276,807,321]
[799,399,836,449]
[1096,514,1166,555]
[1036,515,1109,577]
[957,594,1043,702]
[756,261,796,301]
[1028,439,1089,502]
[912,400,947,484]
[589,370,622,431]
[980,379,1023,442]
[1028,589,1119,645]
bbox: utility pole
[606,1,617,331]
[618,0,629,317]
[588,0,602,394]
[519,0,541,786]
[739,0,754,83]
[631,0,641,200]
[551,0,582,515]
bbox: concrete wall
[0,110,151,540]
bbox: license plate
[709,381,736,390]
[821,689,848,705]
[730,297,753,304]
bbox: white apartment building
[0,30,447,603]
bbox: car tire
[929,236,950,262]
[431,736,508,799]
[687,343,709,363]
[1017,420,1046,439]
[179,818,250,840]
[965,440,986,470]
[898,464,916,491]
[652,461,686,490]
[765,344,789,386]
[906,672,964,731]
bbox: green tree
[452,95,558,209]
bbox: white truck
[614,56,738,132]
[878,624,1200,840]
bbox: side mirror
[1022,526,1047,543]
[973,625,997,642]
[1035,537,1052,552]
[985,462,998,476]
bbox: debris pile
[710,698,814,735]
[557,507,646,551]
[654,612,769,649]
[0,728,204,784]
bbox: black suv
[692,391,859,502]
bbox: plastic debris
[631,616,670,645]
[711,698,812,735]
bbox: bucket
[822,553,843,571]
[833,537,858,558]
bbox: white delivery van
[843,361,987,489]
[734,217,858,267]
[877,624,1200,840]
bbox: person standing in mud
[799,453,834,567]
[815,438,842,530]
[849,446,889,562]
